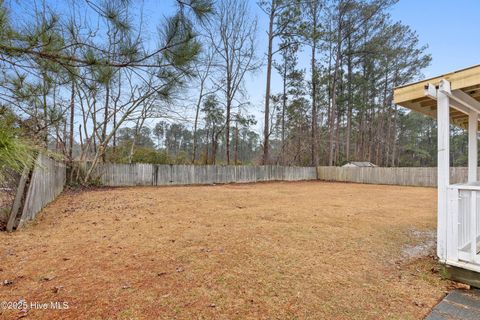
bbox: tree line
[0,0,470,185]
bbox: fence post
[6,167,29,232]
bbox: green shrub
[0,122,35,182]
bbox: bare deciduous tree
[207,0,259,164]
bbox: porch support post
[437,79,450,261]
[468,111,478,182]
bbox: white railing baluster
[447,187,459,261]
[471,190,477,262]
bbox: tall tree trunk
[281,61,287,165]
[311,42,318,166]
[263,5,275,165]
[345,35,353,161]
[329,20,342,166]
[42,76,48,147]
[113,102,117,151]
[225,99,231,164]
[212,131,218,165]
[334,101,341,165]
[128,139,136,164]
[55,125,60,151]
[391,104,398,167]
[380,61,390,166]
[192,84,204,163]
[310,9,320,167]
[128,118,144,164]
[112,73,121,152]
[234,121,239,164]
[205,129,210,165]
[102,85,110,162]
[69,81,75,161]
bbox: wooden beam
[394,64,480,105]
[443,264,480,288]
[453,90,480,113]
[421,100,436,108]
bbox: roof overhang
[394,64,480,128]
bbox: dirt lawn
[0,181,452,319]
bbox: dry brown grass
[0,181,451,319]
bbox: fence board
[316,166,474,187]
[6,168,29,231]
[16,154,66,229]
[88,164,317,187]
[136,163,154,185]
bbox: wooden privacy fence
[6,154,66,231]
[82,163,318,187]
[316,166,472,187]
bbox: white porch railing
[447,183,480,269]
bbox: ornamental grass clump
[0,125,34,183]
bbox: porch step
[426,289,480,320]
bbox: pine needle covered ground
[0,181,453,319]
